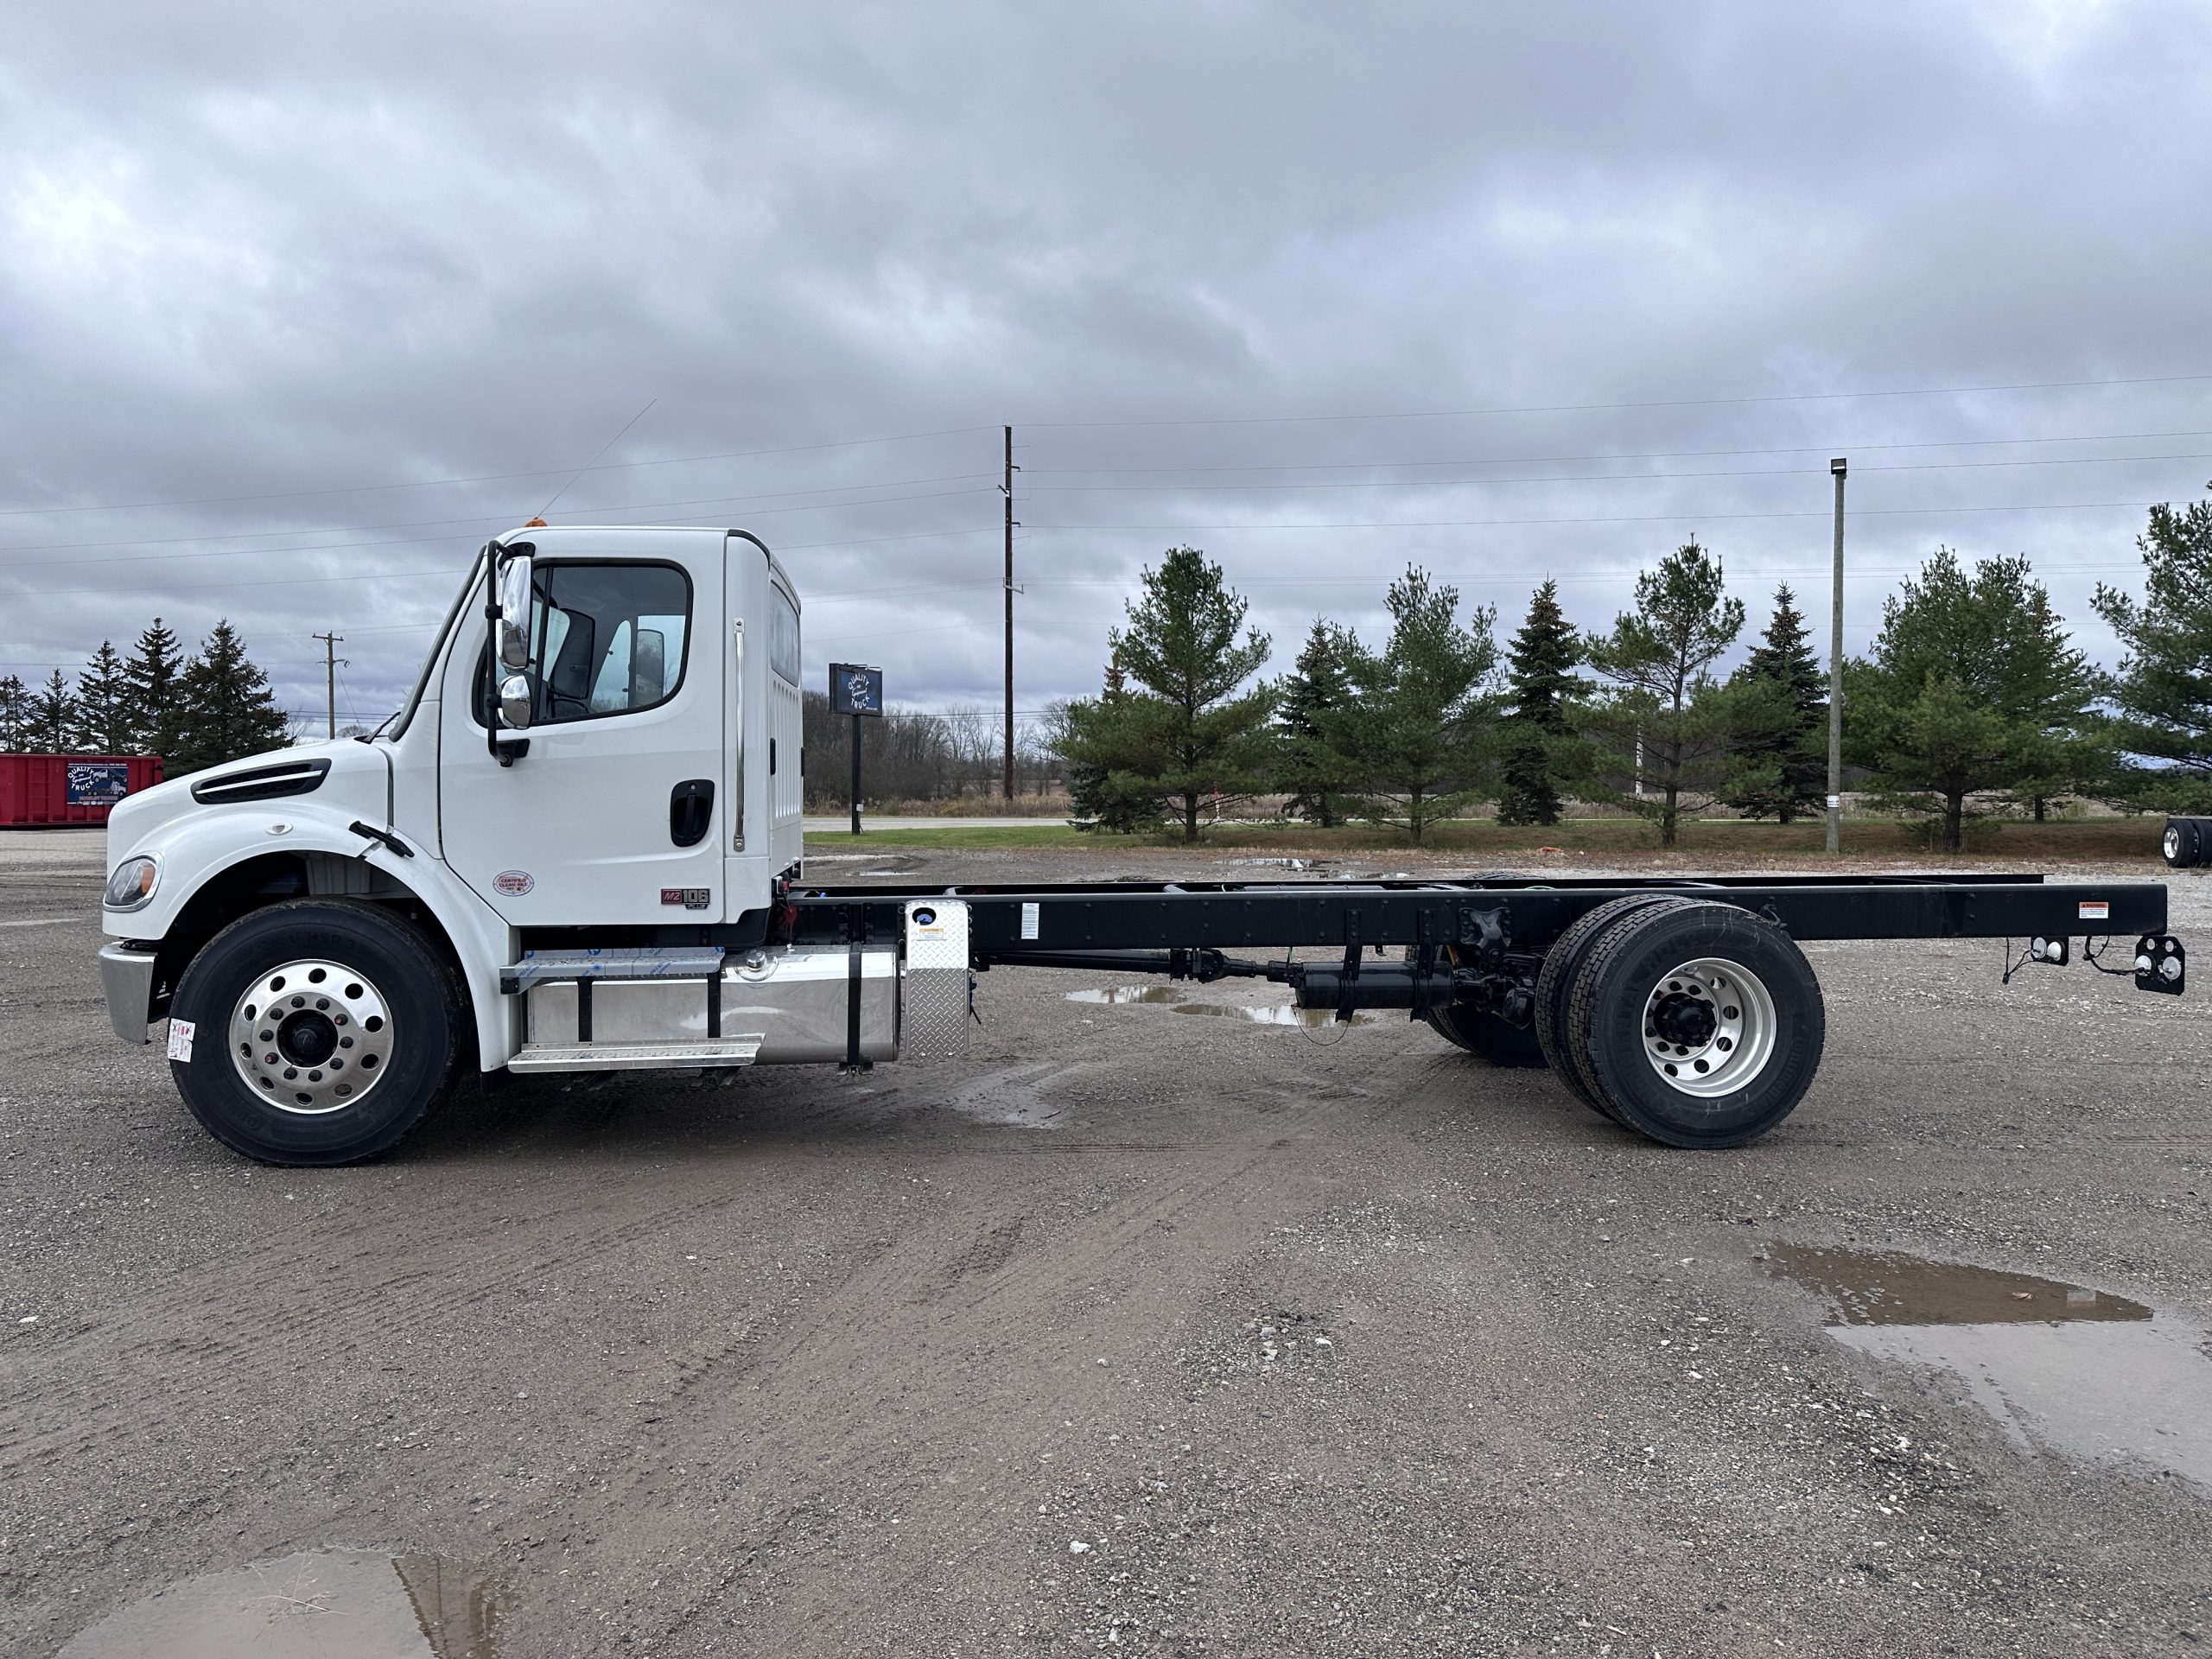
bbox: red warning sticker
[2078,899,2109,919]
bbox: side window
[478,562,692,726]
[769,584,800,684]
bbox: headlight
[105,855,160,912]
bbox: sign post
[830,664,884,836]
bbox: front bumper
[99,940,157,1045]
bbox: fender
[103,800,520,1070]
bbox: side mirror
[496,553,535,672]
[497,673,533,732]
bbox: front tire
[168,900,464,1166]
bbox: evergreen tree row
[0,618,289,774]
[1052,490,2212,851]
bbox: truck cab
[95,526,946,1166]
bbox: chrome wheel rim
[1641,957,1776,1098]
[2165,825,2183,861]
[228,958,395,1115]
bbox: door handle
[670,779,715,848]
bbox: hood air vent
[190,757,333,805]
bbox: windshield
[382,553,485,740]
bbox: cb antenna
[533,397,658,521]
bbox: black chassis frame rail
[784,872,2171,960]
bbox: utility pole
[1002,424,1018,801]
[312,631,346,741]
[1826,458,1847,855]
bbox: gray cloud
[4,2,2209,734]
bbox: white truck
[99,525,2187,1165]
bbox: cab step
[507,1035,764,1073]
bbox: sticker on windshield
[166,1019,195,1062]
[493,870,535,897]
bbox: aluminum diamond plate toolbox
[902,899,971,1058]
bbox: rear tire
[1566,900,1825,1148]
[1533,895,1694,1119]
[168,899,464,1166]
[2165,817,2206,870]
[1425,1003,1548,1067]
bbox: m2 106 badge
[662,888,713,910]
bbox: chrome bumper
[98,940,157,1045]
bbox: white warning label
[2078,899,2110,920]
[166,1019,196,1062]
[1020,901,1040,941]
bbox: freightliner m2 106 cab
[98,526,2190,1166]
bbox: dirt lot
[3,829,2210,1656]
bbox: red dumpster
[0,754,165,827]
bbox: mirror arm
[483,543,505,762]
[484,538,538,763]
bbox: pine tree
[1054,655,1170,835]
[2092,493,2212,812]
[28,670,78,752]
[1722,585,1828,823]
[1846,549,2102,851]
[0,676,27,750]
[1052,549,1274,842]
[76,641,135,754]
[1581,540,1746,848]
[1274,620,1358,827]
[1332,567,1500,845]
[175,620,289,772]
[124,617,188,759]
[1495,579,1583,826]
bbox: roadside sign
[830,664,883,717]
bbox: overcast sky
[4,2,2209,738]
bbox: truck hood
[105,740,392,874]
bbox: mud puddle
[60,1548,497,1658]
[1766,1243,2212,1490]
[1066,985,1372,1027]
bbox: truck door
[437,542,725,926]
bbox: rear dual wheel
[1542,899,1825,1147]
[2165,817,2208,870]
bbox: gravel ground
[3,828,2210,1656]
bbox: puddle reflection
[1765,1244,2212,1491]
[61,1548,497,1659]
[1066,984,1371,1027]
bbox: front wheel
[167,900,465,1166]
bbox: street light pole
[1826,457,1847,855]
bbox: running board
[508,1035,764,1073]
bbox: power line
[1021,426,2212,476]
[1022,451,2212,493]
[0,525,1002,601]
[1020,370,2212,429]
[0,424,998,518]
[1025,498,2171,535]
[0,479,996,566]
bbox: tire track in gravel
[0,1059,1130,1476]
[542,1089,1362,1651]
[0,1169,777,1473]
